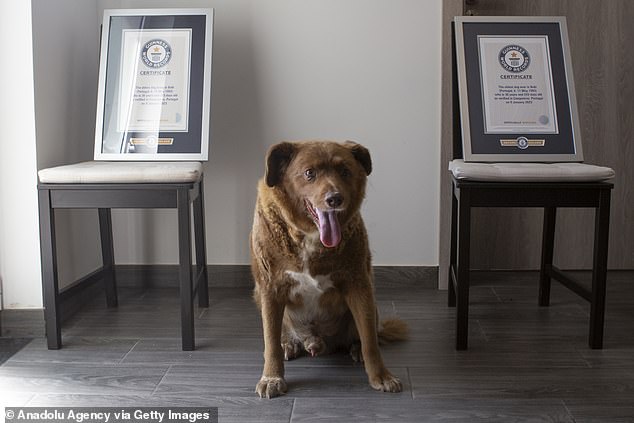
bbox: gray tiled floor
[1,271,633,422]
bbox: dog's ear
[265,142,296,187]
[345,141,372,176]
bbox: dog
[250,140,407,398]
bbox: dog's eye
[304,169,316,181]
[340,166,351,177]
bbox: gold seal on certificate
[478,36,558,135]
[118,29,192,133]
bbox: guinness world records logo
[499,44,530,73]
[141,39,172,68]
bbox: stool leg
[455,187,471,351]
[178,187,195,351]
[448,183,458,307]
[193,180,209,308]
[539,207,556,307]
[589,188,611,349]
[38,189,61,349]
[98,208,118,308]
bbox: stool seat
[449,159,615,182]
[38,161,203,184]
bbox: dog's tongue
[315,208,341,248]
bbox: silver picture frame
[94,8,213,161]
[454,16,583,162]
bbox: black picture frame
[454,16,583,162]
[94,8,213,161]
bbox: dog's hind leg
[349,340,363,362]
[303,335,326,357]
[281,327,303,361]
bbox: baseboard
[374,266,438,289]
[114,264,255,288]
[114,264,438,289]
[0,309,45,338]
[0,264,438,338]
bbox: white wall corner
[0,0,43,309]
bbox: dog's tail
[378,318,409,344]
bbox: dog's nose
[325,192,343,208]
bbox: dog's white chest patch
[284,233,335,321]
[286,271,333,300]
[285,270,337,337]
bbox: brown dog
[250,140,407,398]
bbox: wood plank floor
[1,271,633,422]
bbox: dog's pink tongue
[316,208,341,248]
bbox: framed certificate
[94,8,213,161]
[454,17,583,162]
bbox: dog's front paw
[256,376,288,399]
[369,371,403,393]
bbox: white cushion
[449,160,615,182]
[38,161,203,184]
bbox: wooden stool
[448,160,614,350]
[37,161,209,351]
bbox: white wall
[3,0,442,308]
[0,0,42,309]
[104,0,442,267]
[32,0,103,290]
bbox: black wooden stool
[37,161,209,351]
[448,160,614,350]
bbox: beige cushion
[38,161,203,184]
[449,160,615,182]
